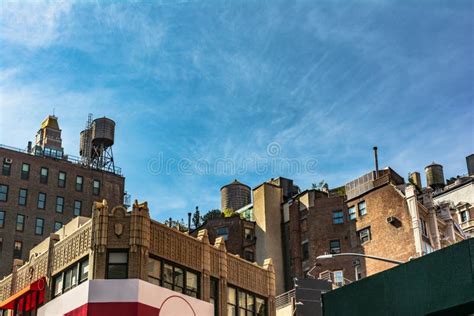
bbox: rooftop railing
[0,144,122,175]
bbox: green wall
[323,239,474,316]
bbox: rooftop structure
[220,179,251,212]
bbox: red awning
[0,277,46,311]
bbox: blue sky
[1,1,473,221]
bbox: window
[40,167,48,184]
[74,200,82,216]
[228,286,237,316]
[460,211,469,223]
[93,180,100,195]
[420,218,428,238]
[355,265,362,281]
[53,274,63,297]
[217,227,229,241]
[80,258,89,283]
[333,270,344,287]
[16,214,25,232]
[227,286,266,316]
[2,162,11,176]
[186,271,198,297]
[332,211,344,224]
[38,192,46,209]
[210,278,218,315]
[54,221,63,231]
[330,240,341,254]
[0,184,8,202]
[107,251,128,279]
[256,297,266,316]
[63,264,78,292]
[302,241,309,261]
[18,188,28,206]
[244,227,254,241]
[244,250,254,262]
[0,211,5,228]
[35,218,44,235]
[58,171,66,188]
[163,263,184,292]
[147,257,161,285]
[56,196,64,213]
[358,227,371,243]
[21,163,30,180]
[52,257,89,298]
[358,201,367,216]
[422,241,434,255]
[13,241,23,259]
[348,206,356,220]
[151,258,201,297]
[75,176,83,192]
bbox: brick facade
[192,216,256,262]
[0,146,124,278]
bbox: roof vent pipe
[373,146,379,179]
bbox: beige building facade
[0,200,276,316]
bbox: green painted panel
[323,239,474,316]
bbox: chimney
[467,154,474,176]
[27,141,32,153]
[187,212,192,231]
[373,146,379,178]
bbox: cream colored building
[0,200,276,316]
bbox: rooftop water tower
[80,114,116,173]
[424,162,445,190]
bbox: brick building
[281,168,465,292]
[229,169,465,296]
[0,200,275,316]
[0,115,124,278]
[192,215,257,262]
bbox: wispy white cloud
[0,1,72,49]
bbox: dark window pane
[40,168,48,184]
[107,265,127,279]
[0,185,8,202]
[38,193,46,209]
[80,258,89,282]
[163,263,173,284]
[21,163,30,180]
[2,163,11,176]
[18,189,27,206]
[74,200,82,216]
[58,172,66,188]
[16,214,25,231]
[13,241,22,259]
[0,211,5,228]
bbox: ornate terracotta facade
[0,200,276,316]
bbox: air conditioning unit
[387,216,402,228]
[4,158,13,164]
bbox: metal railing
[0,144,122,175]
[275,288,296,309]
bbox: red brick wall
[348,184,416,276]
[0,147,124,277]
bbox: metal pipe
[373,146,379,178]
[317,252,404,265]
[188,212,192,231]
